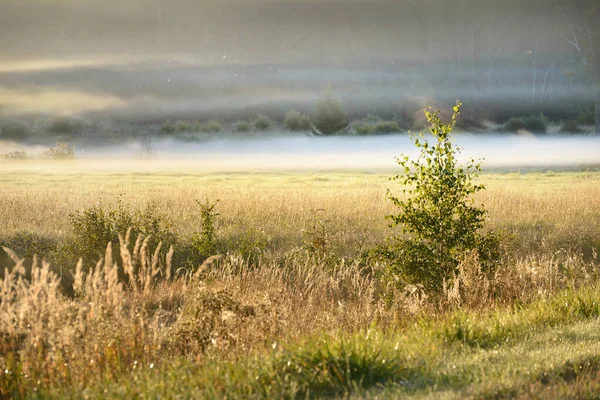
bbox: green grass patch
[440,287,600,348]
[11,286,600,399]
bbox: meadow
[1,161,600,398]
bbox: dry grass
[1,166,599,258]
[0,164,599,397]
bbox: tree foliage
[313,92,349,135]
[383,101,499,293]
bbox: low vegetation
[352,114,401,135]
[1,99,597,144]
[253,114,272,131]
[200,120,222,133]
[233,120,251,133]
[313,92,349,135]
[41,142,75,160]
[0,104,599,397]
[501,113,550,133]
[284,110,312,132]
[1,142,76,160]
[382,101,500,293]
[1,150,28,160]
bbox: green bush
[186,200,221,268]
[354,115,400,135]
[302,209,329,259]
[382,101,499,294]
[284,110,312,131]
[41,142,75,160]
[229,228,268,265]
[233,121,251,133]
[202,120,222,133]
[160,121,176,135]
[0,121,28,141]
[175,120,191,133]
[0,232,58,266]
[313,92,349,135]
[502,114,549,133]
[0,232,62,288]
[253,114,272,131]
[69,200,175,265]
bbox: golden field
[1,161,600,398]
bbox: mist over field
[2,134,599,171]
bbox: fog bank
[3,134,598,171]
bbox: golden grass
[1,166,599,257]
[1,164,600,397]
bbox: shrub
[354,115,400,135]
[382,101,499,294]
[160,121,176,135]
[69,200,175,265]
[41,142,75,160]
[175,120,190,133]
[233,121,251,133]
[0,121,28,141]
[302,209,329,259]
[560,119,585,134]
[502,118,527,132]
[229,228,268,265]
[253,114,272,131]
[502,114,549,133]
[202,120,222,133]
[284,110,312,131]
[1,150,28,160]
[313,92,349,135]
[0,231,58,266]
[186,200,221,268]
[191,121,203,132]
[371,121,401,134]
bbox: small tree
[188,199,221,266]
[312,92,349,135]
[253,114,272,131]
[383,100,499,293]
[284,110,312,132]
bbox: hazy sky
[0,0,595,118]
[0,0,575,65]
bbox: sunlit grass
[1,166,599,257]
[1,165,600,398]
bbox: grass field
[1,162,600,398]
